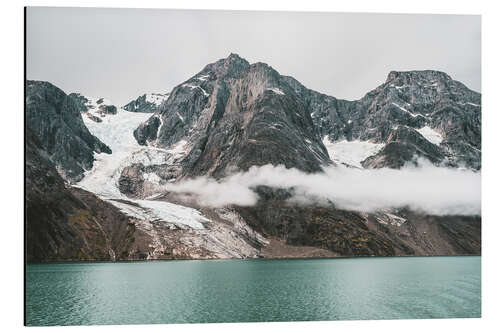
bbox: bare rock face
[26,81,111,182]
[118,164,146,197]
[134,53,330,178]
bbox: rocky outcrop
[123,93,170,113]
[68,93,90,112]
[117,163,179,198]
[69,93,120,122]
[97,104,117,115]
[25,129,135,262]
[26,81,111,182]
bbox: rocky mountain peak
[311,69,481,170]
[123,93,170,113]
[133,54,481,176]
[133,54,331,179]
[203,53,251,78]
[385,70,452,85]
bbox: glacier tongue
[76,105,207,230]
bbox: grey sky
[26,7,481,106]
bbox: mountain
[26,81,111,182]
[55,90,269,260]
[134,53,330,179]
[134,55,481,178]
[25,54,481,261]
[25,128,137,262]
[127,54,480,257]
[291,70,481,169]
[123,93,170,113]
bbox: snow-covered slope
[322,136,385,168]
[417,126,444,146]
[76,101,207,230]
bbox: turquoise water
[26,256,481,326]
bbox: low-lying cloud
[166,162,481,216]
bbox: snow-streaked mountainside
[286,69,481,170]
[26,54,481,262]
[77,103,206,229]
[134,54,481,175]
[74,99,268,259]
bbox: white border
[2,1,499,332]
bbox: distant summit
[123,93,170,113]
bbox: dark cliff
[26,81,111,182]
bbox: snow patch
[133,199,208,229]
[143,172,161,184]
[417,126,444,145]
[166,140,188,159]
[322,137,385,168]
[457,101,481,108]
[467,102,481,107]
[391,102,421,118]
[390,84,408,90]
[155,115,163,141]
[176,112,184,123]
[267,87,285,95]
[182,83,209,97]
[145,93,169,106]
[423,82,438,88]
[197,74,210,81]
[110,199,207,230]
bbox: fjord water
[26,257,480,326]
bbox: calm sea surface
[26,256,481,326]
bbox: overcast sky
[26,7,481,106]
